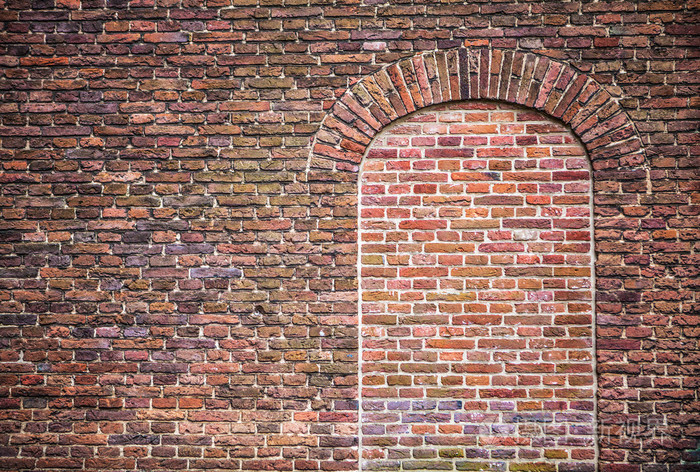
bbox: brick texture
[0,2,698,472]
[359,102,595,471]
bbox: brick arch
[309,47,645,173]
[306,47,650,471]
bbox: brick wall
[0,2,698,472]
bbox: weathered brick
[0,5,693,472]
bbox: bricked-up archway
[308,47,648,471]
[359,102,597,471]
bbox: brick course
[0,2,698,472]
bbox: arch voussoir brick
[435,50,455,102]
[376,69,408,117]
[386,63,416,114]
[363,75,400,122]
[516,54,540,105]
[486,48,503,99]
[340,93,383,132]
[411,56,434,108]
[534,61,564,109]
[551,75,587,121]
[397,60,423,109]
[496,50,514,100]
[424,51,445,104]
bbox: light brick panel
[359,102,595,472]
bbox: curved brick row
[310,46,646,174]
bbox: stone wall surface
[0,1,698,472]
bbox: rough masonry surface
[0,2,698,472]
